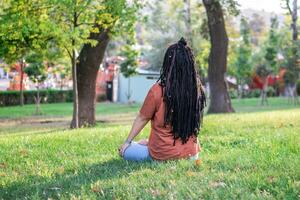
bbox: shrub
[0,89,73,106]
[229,88,238,99]
[97,94,107,102]
[244,89,261,98]
[267,86,276,97]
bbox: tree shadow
[0,158,156,199]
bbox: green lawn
[0,98,299,199]
[0,97,298,120]
[0,102,141,119]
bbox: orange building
[7,63,28,91]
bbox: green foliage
[220,0,240,16]
[0,89,73,106]
[264,16,280,72]
[0,0,55,63]
[255,64,272,78]
[283,68,298,84]
[24,53,47,84]
[229,88,263,99]
[120,42,139,78]
[233,18,252,84]
[140,0,207,71]
[0,0,141,74]
[266,86,276,97]
[48,0,141,55]
[247,89,262,98]
[282,41,300,84]
[228,88,238,99]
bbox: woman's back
[140,83,200,161]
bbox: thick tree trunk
[70,29,110,127]
[203,0,234,113]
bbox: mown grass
[0,98,299,199]
[0,97,298,119]
[0,102,140,119]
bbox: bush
[243,89,261,98]
[97,94,107,102]
[0,89,73,106]
[229,88,238,99]
[267,86,276,97]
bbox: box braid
[157,37,206,145]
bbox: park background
[0,0,299,199]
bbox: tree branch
[64,45,72,60]
[285,0,293,16]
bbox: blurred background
[0,0,299,125]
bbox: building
[118,68,160,103]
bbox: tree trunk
[20,60,24,106]
[290,0,299,103]
[35,84,41,115]
[71,29,110,127]
[127,77,131,104]
[71,47,79,128]
[203,0,234,113]
[291,0,298,41]
[260,78,268,105]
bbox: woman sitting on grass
[118,37,206,161]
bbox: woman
[118,37,206,161]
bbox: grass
[0,102,140,119]
[0,97,298,119]
[0,97,299,199]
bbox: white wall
[118,73,160,103]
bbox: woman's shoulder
[148,82,163,102]
[150,82,162,94]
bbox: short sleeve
[139,88,156,119]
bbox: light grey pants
[123,142,152,161]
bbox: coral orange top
[139,83,201,161]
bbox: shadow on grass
[0,158,156,199]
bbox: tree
[264,16,280,72]
[24,53,48,115]
[140,0,207,71]
[46,0,141,128]
[249,13,267,46]
[282,0,299,104]
[255,64,272,105]
[0,0,54,106]
[120,43,139,103]
[234,17,252,98]
[202,0,237,113]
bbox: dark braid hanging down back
[157,37,206,145]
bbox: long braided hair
[157,37,206,144]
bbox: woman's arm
[118,113,150,156]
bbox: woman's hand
[118,142,130,157]
[119,114,150,157]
